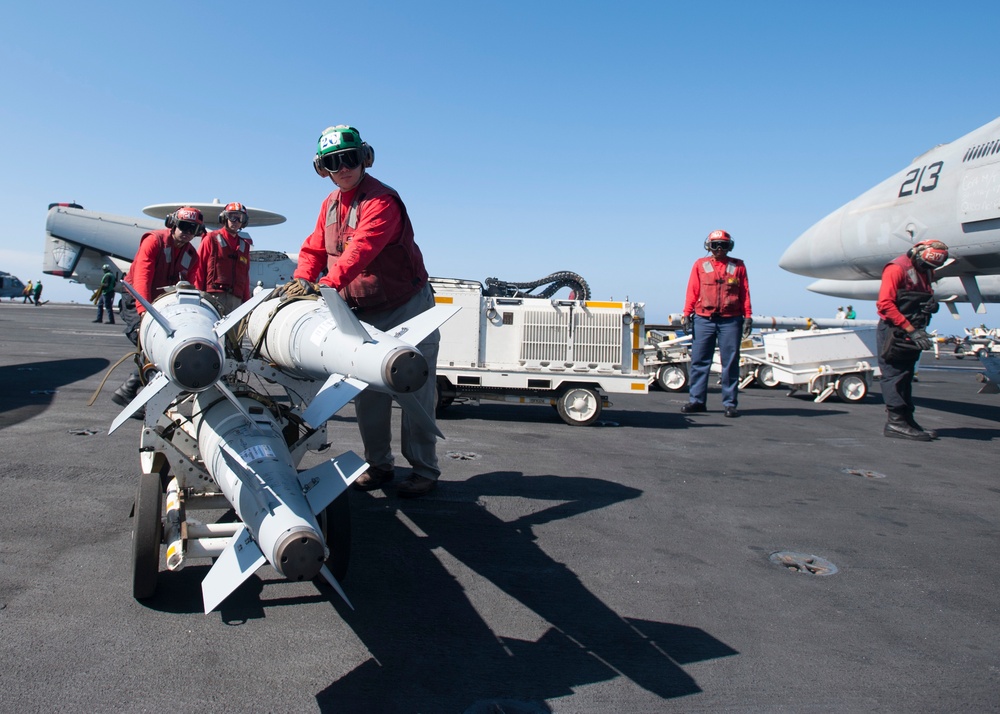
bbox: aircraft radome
[780,116,1000,314]
[43,201,298,295]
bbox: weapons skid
[117,283,369,613]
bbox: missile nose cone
[172,340,224,391]
[384,348,429,393]
[274,529,326,581]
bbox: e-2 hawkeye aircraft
[43,201,298,293]
[780,116,1000,317]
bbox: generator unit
[431,277,649,425]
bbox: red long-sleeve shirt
[876,259,932,332]
[683,256,752,318]
[293,185,404,289]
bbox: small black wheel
[320,491,351,582]
[132,472,163,600]
[556,386,602,426]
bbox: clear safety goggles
[319,149,362,173]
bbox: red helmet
[704,229,734,252]
[909,240,949,270]
[166,207,206,235]
[219,202,249,227]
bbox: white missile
[245,288,459,434]
[192,390,368,613]
[109,282,274,433]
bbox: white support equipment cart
[741,327,880,403]
[431,277,649,425]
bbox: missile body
[139,287,225,392]
[192,390,366,613]
[109,284,274,433]
[245,289,459,430]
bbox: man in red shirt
[112,207,203,408]
[876,239,948,441]
[192,202,253,316]
[280,125,439,498]
[681,230,753,418]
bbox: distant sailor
[93,264,117,324]
[876,240,948,441]
[192,202,253,316]
[681,230,753,418]
[279,125,440,498]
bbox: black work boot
[111,373,143,407]
[904,413,938,440]
[884,410,932,441]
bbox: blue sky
[1,1,998,333]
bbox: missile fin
[319,287,373,344]
[201,526,266,614]
[301,374,367,428]
[299,450,368,515]
[121,280,177,337]
[212,381,268,433]
[394,392,445,439]
[386,304,460,347]
[213,287,274,338]
[319,564,355,610]
[108,372,181,434]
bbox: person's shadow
[314,470,738,712]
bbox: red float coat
[876,255,934,332]
[192,228,252,302]
[124,229,199,314]
[683,256,752,318]
[293,173,428,311]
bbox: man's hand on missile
[278,278,320,301]
[908,328,933,351]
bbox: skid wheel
[556,386,602,426]
[132,471,163,600]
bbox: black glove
[909,328,933,351]
[683,314,694,334]
[742,317,754,339]
[277,278,319,301]
[921,297,939,314]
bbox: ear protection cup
[165,211,176,229]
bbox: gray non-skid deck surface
[1,303,998,713]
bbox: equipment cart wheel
[321,491,351,582]
[656,364,688,392]
[556,386,602,426]
[132,471,163,600]
[755,365,781,389]
[954,343,968,359]
[835,373,868,403]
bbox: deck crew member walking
[876,239,948,441]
